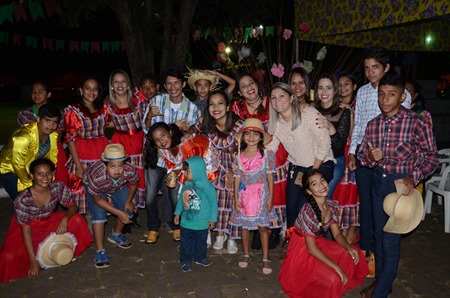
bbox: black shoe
[251,230,261,250]
[269,228,280,249]
[130,212,141,228]
[121,224,132,235]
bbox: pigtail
[307,194,325,236]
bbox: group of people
[0,46,439,298]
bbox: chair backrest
[437,165,450,191]
[436,148,450,175]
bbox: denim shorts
[85,185,129,223]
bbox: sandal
[262,259,272,275]
[238,254,250,268]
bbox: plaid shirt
[357,107,439,185]
[349,82,411,154]
[64,104,108,141]
[83,160,139,196]
[14,181,73,225]
[17,105,65,130]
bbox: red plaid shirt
[358,107,439,185]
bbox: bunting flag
[102,41,110,53]
[55,39,64,51]
[12,33,21,46]
[0,31,9,45]
[265,26,275,37]
[0,0,61,25]
[43,37,53,50]
[28,2,45,21]
[26,36,37,49]
[0,4,13,24]
[43,0,62,17]
[69,40,79,52]
[80,41,89,52]
[91,41,100,53]
[13,2,27,22]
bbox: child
[139,73,159,101]
[278,167,368,298]
[0,103,61,199]
[0,158,92,282]
[17,80,52,126]
[83,144,139,268]
[347,47,411,259]
[357,72,439,297]
[186,69,236,115]
[174,156,218,273]
[229,118,279,274]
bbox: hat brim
[36,232,77,269]
[186,71,220,91]
[101,152,129,162]
[235,126,272,146]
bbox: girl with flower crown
[278,167,368,297]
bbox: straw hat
[186,69,220,91]
[234,118,272,146]
[101,144,129,162]
[36,232,78,269]
[383,179,424,234]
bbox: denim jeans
[0,172,18,200]
[285,160,335,227]
[144,166,180,231]
[355,152,374,252]
[179,227,208,266]
[327,156,346,199]
[371,168,406,298]
[86,184,129,223]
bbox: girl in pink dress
[278,167,368,297]
[229,118,279,275]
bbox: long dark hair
[202,90,237,134]
[237,73,265,116]
[302,167,327,236]
[313,73,341,116]
[77,75,104,115]
[238,130,265,157]
[337,71,357,106]
[288,67,312,103]
[144,122,183,169]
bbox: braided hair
[302,167,326,236]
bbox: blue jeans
[371,168,406,298]
[0,172,18,200]
[285,160,335,227]
[179,228,208,266]
[86,185,129,223]
[327,156,346,199]
[355,152,374,252]
[144,166,180,231]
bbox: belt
[115,127,143,136]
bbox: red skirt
[278,228,368,298]
[0,213,92,283]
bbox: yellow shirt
[0,122,58,192]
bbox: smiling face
[164,76,185,101]
[238,75,259,102]
[31,82,51,107]
[317,78,335,109]
[364,58,390,88]
[378,84,406,118]
[111,72,129,96]
[80,79,99,104]
[243,129,262,147]
[338,76,356,103]
[306,173,329,199]
[140,79,158,100]
[151,126,173,149]
[30,163,53,188]
[195,79,212,99]
[270,87,292,115]
[289,72,306,100]
[208,93,229,122]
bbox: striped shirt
[14,181,73,225]
[349,82,411,154]
[83,160,139,196]
[357,107,439,185]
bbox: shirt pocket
[394,142,413,161]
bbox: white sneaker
[227,239,238,254]
[213,234,227,250]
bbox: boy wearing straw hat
[357,72,439,297]
[83,144,139,268]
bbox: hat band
[103,156,127,161]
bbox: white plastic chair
[422,165,450,233]
[424,148,450,206]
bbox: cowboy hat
[186,69,220,91]
[383,179,423,234]
[101,144,129,162]
[234,118,272,146]
[35,232,78,269]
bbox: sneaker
[227,239,238,254]
[212,234,227,250]
[181,263,193,273]
[107,231,132,249]
[94,250,110,268]
[195,259,213,267]
[145,231,159,244]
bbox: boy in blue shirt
[174,156,218,272]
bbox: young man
[139,73,159,102]
[141,69,201,244]
[347,47,411,263]
[0,103,61,199]
[83,144,139,268]
[357,73,439,297]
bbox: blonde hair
[108,69,134,111]
[269,82,302,134]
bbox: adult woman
[231,74,288,249]
[0,158,92,283]
[64,76,109,214]
[288,67,312,105]
[313,73,351,199]
[267,82,335,228]
[107,70,146,209]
